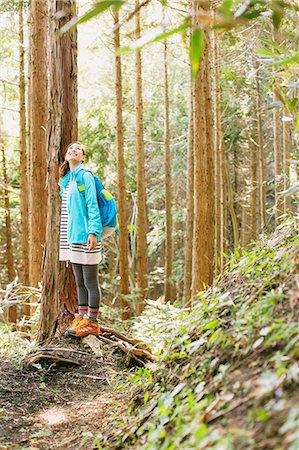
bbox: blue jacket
[58,164,102,244]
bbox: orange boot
[66,314,84,336]
[71,316,101,337]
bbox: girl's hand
[87,234,97,251]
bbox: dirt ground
[0,337,129,450]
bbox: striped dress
[59,181,102,265]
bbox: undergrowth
[106,220,299,450]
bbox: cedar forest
[0,0,299,449]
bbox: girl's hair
[59,142,86,178]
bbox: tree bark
[272,30,283,225]
[135,0,148,313]
[191,0,215,296]
[114,10,130,320]
[282,109,291,214]
[255,62,266,231]
[1,141,16,323]
[163,38,173,302]
[19,0,30,295]
[28,0,49,288]
[183,62,194,305]
[251,141,258,241]
[37,0,78,344]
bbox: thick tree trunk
[135,1,148,313]
[183,63,194,305]
[191,0,215,296]
[19,1,30,296]
[114,11,130,320]
[37,0,78,344]
[28,0,48,288]
[163,39,173,302]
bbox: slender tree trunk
[255,62,266,231]
[191,0,215,296]
[1,141,16,323]
[163,38,172,302]
[135,0,148,313]
[225,161,239,249]
[272,30,283,225]
[213,26,226,272]
[114,11,130,320]
[29,0,48,288]
[251,141,258,241]
[183,63,194,305]
[282,110,291,214]
[37,0,78,344]
[19,1,30,296]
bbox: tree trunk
[28,0,49,288]
[191,0,215,296]
[255,62,266,230]
[135,0,148,313]
[272,30,283,225]
[251,141,258,241]
[19,1,30,297]
[1,141,16,323]
[163,38,173,302]
[37,0,78,344]
[183,63,194,305]
[114,11,130,320]
[282,109,291,214]
[213,26,226,273]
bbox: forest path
[0,336,128,450]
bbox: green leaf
[271,51,299,66]
[256,48,276,57]
[221,0,235,18]
[116,21,189,55]
[144,391,149,404]
[260,38,286,54]
[59,1,125,35]
[295,113,299,132]
[203,320,220,331]
[190,28,204,80]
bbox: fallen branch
[24,351,80,367]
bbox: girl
[58,142,102,337]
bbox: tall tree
[28,0,48,288]
[37,0,78,343]
[191,0,215,296]
[0,140,16,323]
[272,30,283,225]
[282,109,291,214]
[255,61,266,230]
[19,0,29,292]
[114,10,130,320]
[183,63,194,305]
[163,37,173,302]
[213,26,226,272]
[135,0,148,313]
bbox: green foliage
[109,221,299,449]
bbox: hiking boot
[71,317,101,337]
[65,314,84,336]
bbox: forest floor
[0,336,129,450]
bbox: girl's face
[65,143,86,164]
